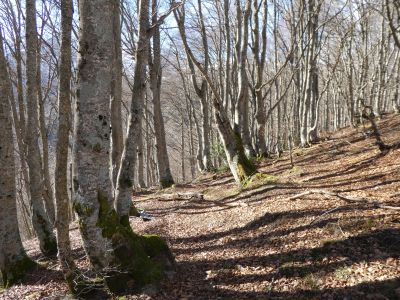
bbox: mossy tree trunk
[234,0,256,158]
[72,0,115,270]
[25,0,57,257]
[214,102,257,184]
[0,32,35,288]
[73,0,174,293]
[174,5,257,186]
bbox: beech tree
[150,0,175,188]
[72,0,174,293]
[54,0,75,284]
[174,4,257,185]
[0,30,35,288]
[25,0,57,256]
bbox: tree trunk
[137,122,146,188]
[0,31,35,288]
[25,0,57,256]
[174,6,257,185]
[55,0,75,286]
[150,0,175,188]
[234,0,256,157]
[37,49,56,225]
[110,0,124,190]
[73,0,116,269]
[74,2,174,291]
[114,0,149,218]
[253,0,268,157]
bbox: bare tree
[25,0,57,256]
[0,30,35,288]
[150,0,175,188]
[54,0,75,286]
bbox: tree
[386,0,400,49]
[234,0,256,157]
[54,0,75,286]
[150,0,175,188]
[0,30,35,288]
[251,0,268,157]
[25,0,57,256]
[110,0,124,190]
[174,4,257,185]
[73,0,174,292]
[114,0,150,218]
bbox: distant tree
[386,0,400,49]
[150,0,175,188]
[174,4,257,185]
[110,0,124,190]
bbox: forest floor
[2,114,400,300]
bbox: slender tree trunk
[37,51,56,225]
[181,116,186,182]
[137,122,146,188]
[0,31,35,288]
[150,0,174,188]
[253,0,268,157]
[110,0,124,190]
[234,0,256,157]
[115,0,149,218]
[55,0,75,287]
[25,0,57,256]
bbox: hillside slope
[2,114,400,300]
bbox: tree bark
[110,0,124,190]
[25,0,57,256]
[73,0,115,269]
[74,3,175,290]
[55,0,75,285]
[174,6,257,185]
[234,0,256,157]
[0,30,35,288]
[114,0,149,218]
[150,0,175,189]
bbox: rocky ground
[1,114,400,300]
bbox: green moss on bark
[129,205,139,217]
[160,177,174,189]
[0,255,36,288]
[234,134,257,183]
[35,213,57,256]
[96,191,174,293]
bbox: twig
[309,206,347,225]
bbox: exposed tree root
[362,105,400,152]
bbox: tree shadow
[167,228,400,299]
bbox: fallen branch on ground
[289,189,400,211]
[308,205,350,226]
[164,192,204,201]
